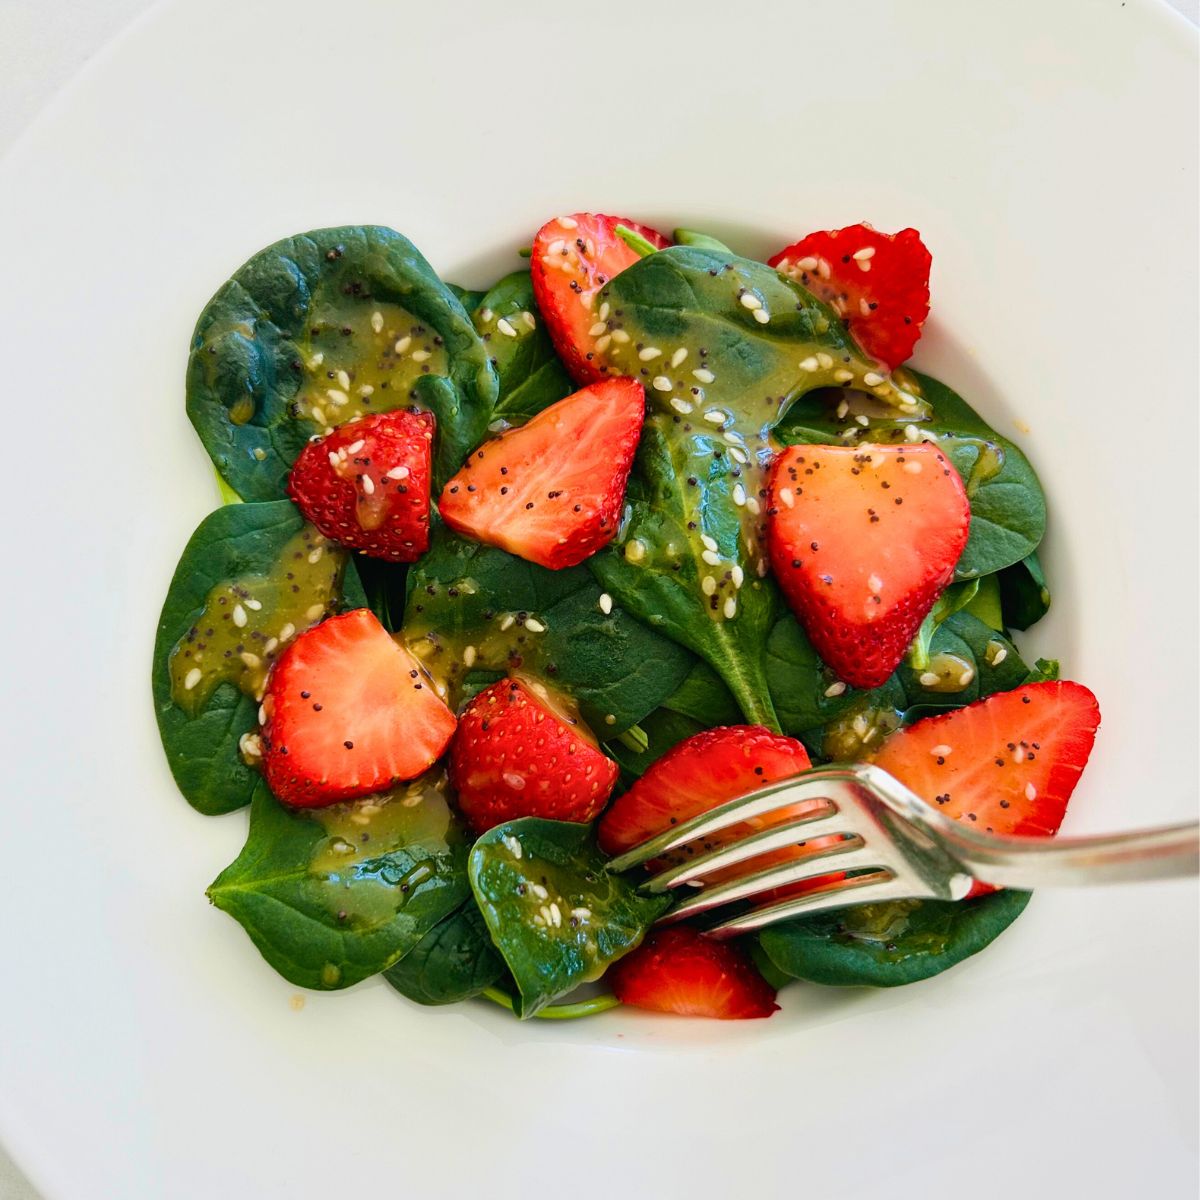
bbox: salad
[153,214,1100,1020]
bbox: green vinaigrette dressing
[168,525,347,714]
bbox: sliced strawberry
[287,409,434,562]
[767,443,970,690]
[530,213,670,383]
[608,927,779,1019]
[260,609,456,807]
[871,681,1101,887]
[448,676,619,835]
[769,224,931,368]
[438,377,643,570]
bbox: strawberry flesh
[287,409,434,562]
[530,213,670,383]
[871,681,1101,895]
[448,677,619,835]
[438,377,644,570]
[767,443,970,689]
[260,609,456,807]
[769,224,931,369]
[609,927,779,1019]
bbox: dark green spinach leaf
[402,523,693,735]
[758,889,1031,987]
[608,708,707,778]
[998,550,1052,630]
[208,776,469,990]
[660,660,742,727]
[187,226,498,500]
[383,898,507,1005]
[152,500,365,815]
[469,818,669,1017]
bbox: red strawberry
[530,213,670,383]
[608,927,779,1019]
[439,377,643,570]
[871,680,1101,893]
[448,676,619,835]
[766,443,970,690]
[769,224,931,368]
[260,609,456,807]
[287,410,434,562]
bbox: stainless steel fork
[605,763,1200,938]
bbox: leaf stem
[614,225,660,259]
[614,723,650,754]
[480,987,622,1020]
[673,227,735,254]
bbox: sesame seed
[824,681,847,698]
[239,651,261,668]
[305,603,324,621]
[729,446,748,464]
[239,731,262,757]
[258,704,267,725]
[987,644,1008,666]
[520,311,537,330]
[335,370,350,392]
[394,336,411,354]
[723,597,737,619]
[931,744,952,757]
[307,547,323,564]
[639,346,663,361]
[571,907,591,920]
[863,372,885,387]
[958,667,975,686]
[700,533,719,551]
[1025,783,1038,800]
[589,321,607,337]
[502,834,522,859]
[479,307,494,323]
[624,539,646,563]
[670,397,694,414]
[855,414,870,427]
[530,883,549,900]
[834,369,854,384]
[723,431,740,446]
[595,334,612,351]
[326,389,349,407]
[549,902,562,928]
[799,356,819,372]
[780,487,794,508]
[701,549,721,566]
[499,614,515,631]
[557,216,578,229]
[279,623,295,641]
[525,618,546,633]
[345,439,365,455]
[652,375,672,391]
[184,668,202,690]
[386,465,410,480]
[692,367,715,383]
[746,496,761,515]
[904,424,922,442]
[797,256,819,270]
[756,557,769,578]
[731,564,744,588]
[411,349,432,363]
[611,329,631,344]
[740,293,763,311]
[599,302,610,321]
[370,311,384,333]
[361,475,375,495]
[701,575,717,595]
[310,407,325,425]
[836,399,850,420]
[868,574,883,593]
[670,348,688,368]
[732,483,747,506]
[752,308,770,324]
[548,238,566,255]
[703,409,725,425]
[859,298,872,317]
[309,352,324,367]
[919,671,940,687]
[232,604,247,628]
[816,352,833,369]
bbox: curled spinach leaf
[152,500,365,815]
[402,523,693,735]
[758,889,1031,988]
[998,550,1052,630]
[383,898,506,1006]
[469,818,669,1017]
[187,226,498,500]
[208,776,470,990]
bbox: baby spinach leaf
[898,611,1029,711]
[775,371,1046,579]
[447,283,486,311]
[672,227,736,254]
[608,708,707,778]
[472,271,573,429]
[469,818,670,1017]
[963,572,1005,631]
[152,500,365,816]
[187,226,498,501]
[757,889,1032,988]
[765,614,873,735]
[1023,657,1060,684]
[402,523,693,735]
[660,660,742,727]
[998,550,1052,631]
[383,898,507,1006]
[208,776,470,990]
[586,245,926,730]
[352,555,407,634]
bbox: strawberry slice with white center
[260,609,456,807]
[530,213,670,383]
[766,442,970,689]
[870,680,1101,894]
[769,223,931,369]
[438,377,644,570]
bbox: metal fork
[606,763,1200,938]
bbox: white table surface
[0,0,1195,1196]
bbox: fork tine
[605,768,865,873]
[705,871,916,939]
[657,841,894,924]
[643,811,865,893]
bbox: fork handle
[944,821,1200,891]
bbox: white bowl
[0,1,1195,1196]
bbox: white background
[0,2,1195,1197]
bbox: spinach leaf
[998,550,1052,630]
[660,660,742,727]
[352,555,407,634]
[757,889,1031,987]
[383,898,507,1005]
[208,775,470,990]
[447,283,486,311]
[898,611,1029,711]
[776,371,1046,579]
[586,245,926,729]
[765,614,873,735]
[469,818,669,1017]
[608,708,707,778]
[187,226,498,500]
[963,572,1005,631]
[472,271,573,429]
[1023,657,1061,684]
[402,523,693,735]
[152,500,365,815]
[672,227,736,254]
